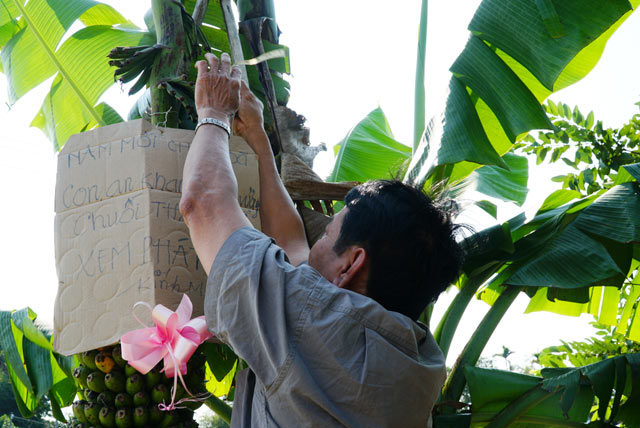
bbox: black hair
[333,179,464,320]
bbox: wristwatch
[195,117,231,136]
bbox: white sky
[1,1,639,368]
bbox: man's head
[308,179,464,321]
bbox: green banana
[86,371,106,393]
[128,66,152,96]
[114,392,133,409]
[72,365,91,389]
[72,400,88,423]
[115,408,133,428]
[132,406,149,427]
[99,406,116,428]
[124,364,138,377]
[130,44,165,60]
[105,371,126,393]
[125,373,144,396]
[158,410,179,428]
[82,350,99,370]
[132,390,150,407]
[111,345,127,368]
[161,80,196,120]
[83,402,101,426]
[151,383,171,404]
[84,389,99,403]
[144,367,162,390]
[97,390,116,407]
[108,45,152,60]
[114,56,154,84]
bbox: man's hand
[233,81,271,155]
[195,52,241,125]
[182,51,251,273]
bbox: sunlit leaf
[329,107,411,183]
[424,0,634,185]
[475,200,498,219]
[472,153,529,206]
[0,311,33,393]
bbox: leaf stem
[204,394,233,424]
[484,384,553,428]
[434,272,495,358]
[413,0,428,153]
[440,285,522,405]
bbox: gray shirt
[206,227,446,428]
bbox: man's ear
[335,247,368,295]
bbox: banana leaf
[466,366,593,427]
[328,107,411,183]
[409,0,638,188]
[0,308,75,421]
[461,181,640,338]
[472,153,529,206]
[0,0,153,150]
[436,355,640,427]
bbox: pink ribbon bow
[120,295,212,409]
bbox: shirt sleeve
[205,227,318,389]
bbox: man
[180,52,463,427]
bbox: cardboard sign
[53,120,260,356]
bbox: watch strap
[195,117,231,136]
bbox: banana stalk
[149,0,186,128]
[433,269,498,358]
[440,285,523,408]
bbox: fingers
[195,59,208,76]
[231,64,242,80]
[205,52,219,72]
[220,52,231,74]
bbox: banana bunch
[68,344,207,428]
[158,77,197,122]
[108,3,211,127]
[108,44,167,96]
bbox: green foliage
[537,326,640,369]
[435,354,640,427]
[0,353,53,428]
[0,0,151,150]
[516,100,640,195]
[328,107,411,183]
[0,309,75,423]
[408,0,636,195]
[473,153,530,206]
[437,176,640,410]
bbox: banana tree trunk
[150,0,186,128]
[237,0,278,43]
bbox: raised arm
[180,52,252,273]
[233,81,309,265]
